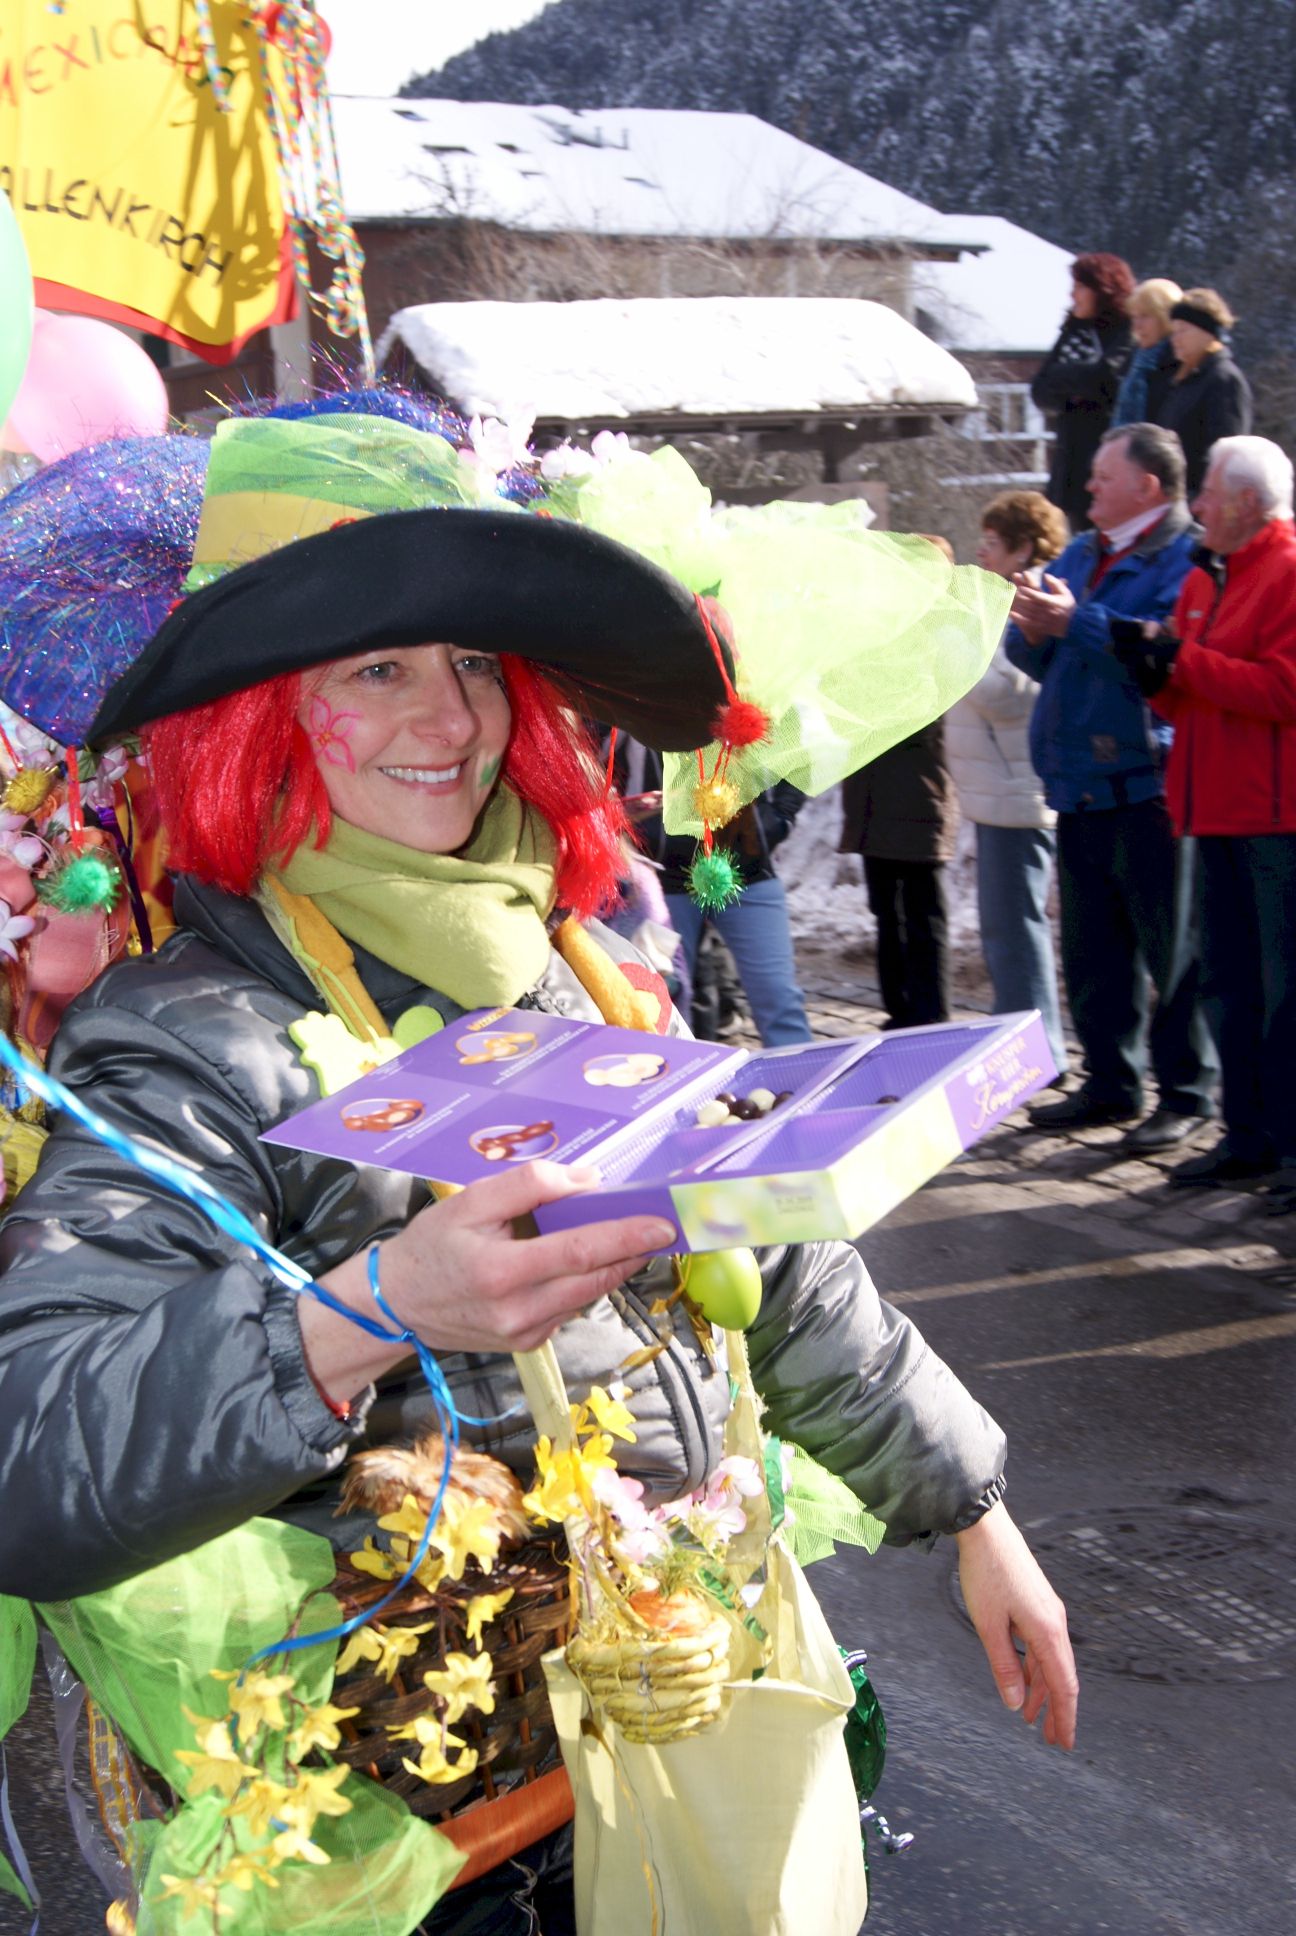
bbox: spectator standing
[1032,253,1135,531]
[947,491,1071,1076]
[1155,289,1253,496]
[1113,279,1182,428]
[840,720,958,1030]
[616,737,812,1047]
[1122,438,1296,1200]
[1006,423,1218,1149]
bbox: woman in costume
[0,404,1076,1933]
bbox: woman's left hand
[954,1503,1078,1750]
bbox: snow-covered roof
[378,296,978,423]
[914,215,1073,354]
[333,96,984,252]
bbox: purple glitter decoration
[0,436,209,743]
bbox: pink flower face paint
[308,696,361,772]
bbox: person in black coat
[1156,288,1253,496]
[1031,252,1135,531]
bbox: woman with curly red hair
[1031,251,1135,529]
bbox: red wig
[142,655,629,919]
[1071,252,1136,325]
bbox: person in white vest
[947,491,1071,1077]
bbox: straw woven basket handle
[512,1342,577,1449]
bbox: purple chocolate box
[264,1006,1056,1252]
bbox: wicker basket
[328,1532,572,1822]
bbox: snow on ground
[780,786,986,997]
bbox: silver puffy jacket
[0,878,1005,1601]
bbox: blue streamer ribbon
[0,1033,522,1675]
[0,1745,40,1935]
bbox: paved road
[6,971,1295,1934]
[816,1134,1296,1936]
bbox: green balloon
[0,190,33,431]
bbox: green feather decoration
[36,851,123,914]
[687,847,743,911]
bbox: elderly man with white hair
[1115,435,1296,1201]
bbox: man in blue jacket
[1005,422,1218,1149]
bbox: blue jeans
[665,876,812,1046]
[976,823,1069,1077]
[1056,800,1217,1115]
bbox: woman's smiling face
[301,643,512,852]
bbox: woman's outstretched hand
[301,1161,676,1403]
[954,1503,1079,1750]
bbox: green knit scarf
[273,787,558,1009]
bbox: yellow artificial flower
[155,1873,227,1919]
[377,1492,431,1543]
[348,1536,400,1582]
[523,1433,616,1524]
[579,1385,639,1444]
[334,1619,433,1683]
[431,1493,504,1581]
[386,1711,442,1744]
[421,1651,495,1724]
[210,1668,296,1737]
[400,1730,479,1786]
[285,1699,360,1760]
[413,1547,448,1593]
[278,1762,353,1834]
[464,1588,514,1648]
[173,1717,253,1799]
[216,1850,281,1895]
[229,1775,298,1838]
[270,1825,331,1867]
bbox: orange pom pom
[712,698,769,749]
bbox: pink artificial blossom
[0,705,57,769]
[671,1455,765,1546]
[539,442,595,483]
[0,813,44,872]
[591,430,632,466]
[466,412,536,478]
[591,1467,669,1563]
[83,746,130,814]
[0,898,37,963]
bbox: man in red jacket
[1120,437,1296,1198]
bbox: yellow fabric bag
[520,1341,869,1936]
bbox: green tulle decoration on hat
[556,447,1012,837]
[35,850,123,913]
[688,847,743,911]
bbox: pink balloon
[8,313,169,461]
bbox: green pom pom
[687,848,743,911]
[36,852,123,914]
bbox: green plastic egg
[686,1247,763,1329]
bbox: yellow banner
[0,1,291,357]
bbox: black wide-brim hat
[90,507,731,749]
